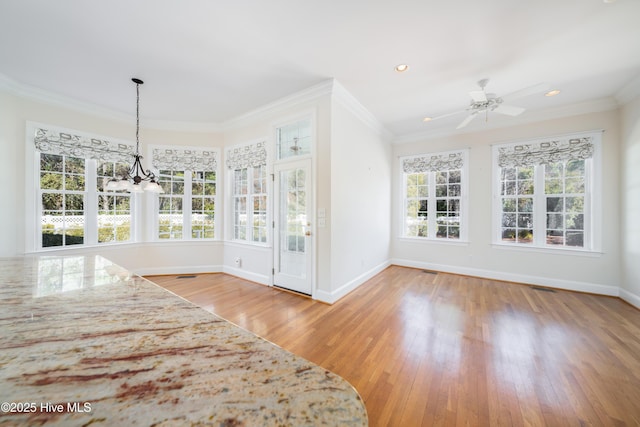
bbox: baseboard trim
[620,288,640,310]
[390,258,620,297]
[135,265,223,277]
[222,266,270,286]
[315,260,391,304]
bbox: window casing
[227,141,268,244]
[493,133,599,251]
[231,166,267,243]
[401,150,468,241]
[153,147,219,241]
[33,127,134,250]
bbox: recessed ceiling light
[545,89,561,97]
[423,117,433,122]
[395,64,409,73]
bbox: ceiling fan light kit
[426,78,552,129]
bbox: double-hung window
[153,147,219,240]
[401,150,468,240]
[227,141,268,244]
[33,127,134,250]
[493,132,600,250]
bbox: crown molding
[0,72,222,133]
[393,97,619,144]
[220,79,335,131]
[330,80,394,141]
[615,73,640,105]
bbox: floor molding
[391,258,619,297]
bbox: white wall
[392,110,621,296]
[325,97,392,302]
[0,89,225,274]
[220,90,334,295]
[620,95,640,308]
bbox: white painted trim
[615,73,640,105]
[619,288,640,310]
[391,258,619,296]
[135,264,223,277]
[315,260,391,304]
[222,266,270,286]
[222,80,333,131]
[331,80,394,141]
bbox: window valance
[152,148,218,172]
[226,141,267,170]
[34,128,135,163]
[497,137,594,168]
[402,151,464,174]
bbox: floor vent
[177,275,197,279]
[530,286,556,293]
[422,270,438,275]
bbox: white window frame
[225,139,270,246]
[25,122,138,253]
[152,145,220,242]
[491,131,602,253]
[399,149,469,242]
[230,165,269,244]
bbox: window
[227,141,268,244]
[157,170,185,239]
[97,161,132,243]
[153,147,219,240]
[494,133,599,250]
[276,118,311,160]
[401,150,468,240]
[34,127,135,250]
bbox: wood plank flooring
[146,266,640,426]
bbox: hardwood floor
[146,267,640,426]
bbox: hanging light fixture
[106,78,163,193]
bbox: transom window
[494,133,599,250]
[276,118,311,160]
[401,150,468,241]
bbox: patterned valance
[34,128,135,163]
[498,137,594,168]
[402,151,464,174]
[152,148,218,172]
[226,141,267,170]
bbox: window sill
[224,240,272,249]
[491,242,603,257]
[397,237,470,246]
[26,239,224,254]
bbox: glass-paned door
[273,159,312,295]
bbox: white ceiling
[1,0,640,139]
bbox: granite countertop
[0,255,367,426]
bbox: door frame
[272,158,314,296]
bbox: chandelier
[106,78,163,193]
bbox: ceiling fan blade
[502,82,551,101]
[469,90,487,103]
[493,104,525,116]
[456,113,477,129]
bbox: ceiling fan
[426,79,551,129]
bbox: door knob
[305,231,312,236]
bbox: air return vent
[530,286,556,293]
